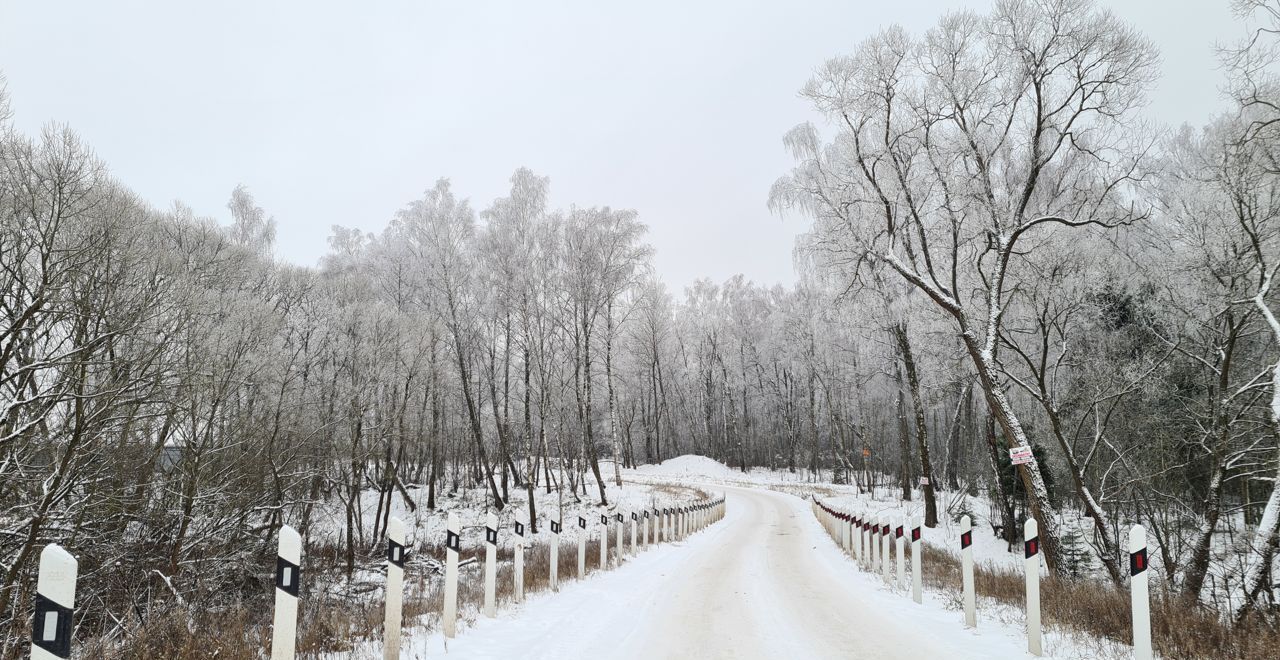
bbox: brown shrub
[919,542,1280,660]
[68,497,714,658]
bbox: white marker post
[383,517,406,660]
[895,517,905,589]
[1130,525,1152,660]
[875,514,884,563]
[443,512,460,638]
[860,516,870,567]
[841,512,850,553]
[271,525,302,660]
[32,544,76,660]
[577,515,587,578]
[599,513,609,570]
[550,516,562,591]
[630,512,638,555]
[848,514,856,560]
[961,514,975,628]
[870,516,879,569]
[643,510,651,547]
[614,513,624,566]
[910,515,922,604]
[881,519,892,584]
[1025,518,1042,656]
[852,515,861,563]
[484,512,498,618]
[513,513,526,603]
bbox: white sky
[0,0,1242,292]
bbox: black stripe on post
[615,513,624,523]
[551,521,562,534]
[486,527,498,545]
[1025,536,1040,559]
[275,556,301,597]
[600,515,607,526]
[960,531,972,549]
[446,530,461,552]
[631,512,638,521]
[32,593,73,659]
[895,526,903,539]
[387,540,407,569]
[1130,548,1148,576]
[515,521,525,537]
[911,527,921,542]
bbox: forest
[3,0,1280,655]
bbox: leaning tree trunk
[1183,322,1242,600]
[1234,289,1280,621]
[451,326,503,510]
[894,324,937,526]
[960,331,1061,571]
[984,415,1019,548]
[1040,401,1124,585]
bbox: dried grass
[78,518,704,658]
[919,542,1280,660]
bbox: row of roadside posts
[26,496,726,660]
[811,498,1152,660]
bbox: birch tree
[772,0,1159,570]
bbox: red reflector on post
[960,531,972,549]
[1130,548,1147,576]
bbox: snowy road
[409,485,1032,659]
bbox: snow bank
[632,455,737,479]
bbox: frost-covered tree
[772,0,1159,571]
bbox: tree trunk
[1234,287,1280,620]
[606,300,624,487]
[944,382,971,491]
[962,331,1062,572]
[893,324,937,526]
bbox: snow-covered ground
[311,469,708,557]
[327,456,1125,659]
[342,480,1061,659]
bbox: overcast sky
[0,0,1244,292]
